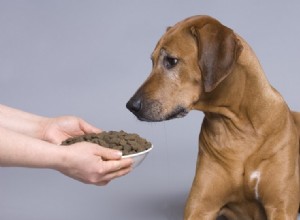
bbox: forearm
[0,126,133,185]
[0,104,47,139]
[0,126,64,169]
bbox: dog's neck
[193,37,287,133]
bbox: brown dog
[126,15,300,220]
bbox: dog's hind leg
[291,111,300,212]
[291,111,300,136]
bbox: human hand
[41,116,101,144]
[57,142,133,185]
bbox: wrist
[37,117,52,141]
[49,145,71,173]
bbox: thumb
[79,118,102,134]
[96,146,122,160]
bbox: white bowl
[122,145,153,168]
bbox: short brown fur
[127,15,300,219]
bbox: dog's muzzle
[126,97,163,122]
[126,96,189,122]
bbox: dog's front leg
[262,184,299,220]
[184,154,231,220]
[260,164,299,220]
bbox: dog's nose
[126,98,142,113]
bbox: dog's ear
[191,23,243,92]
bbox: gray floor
[1,1,300,219]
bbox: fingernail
[116,151,123,157]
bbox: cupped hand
[57,142,133,185]
[41,116,101,144]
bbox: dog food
[61,130,152,156]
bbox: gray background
[0,1,300,220]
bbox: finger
[96,146,122,160]
[84,159,133,186]
[100,166,133,184]
[103,158,133,173]
[96,180,110,186]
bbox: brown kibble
[61,130,152,156]
[131,143,139,151]
[123,144,131,152]
[115,145,123,151]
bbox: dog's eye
[163,56,178,69]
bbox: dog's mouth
[165,106,189,120]
[133,105,189,122]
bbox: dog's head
[126,15,243,122]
